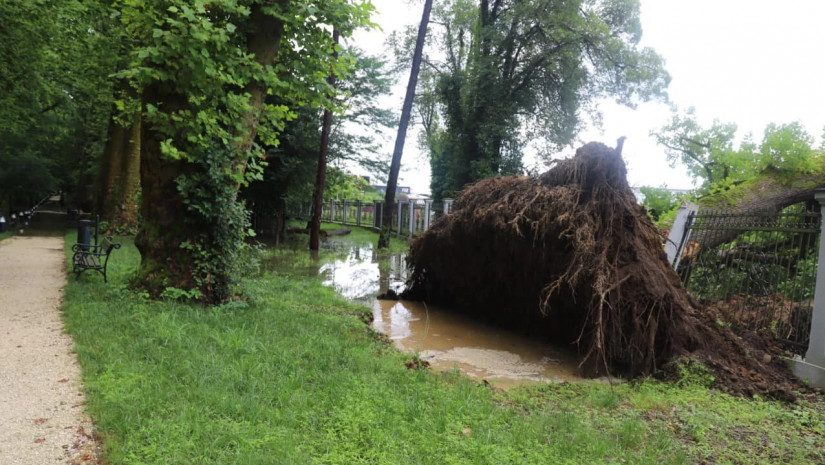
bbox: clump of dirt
[704,294,812,350]
[404,142,802,399]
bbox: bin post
[77,220,92,251]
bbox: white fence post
[444,198,454,215]
[424,200,432,230]
[396,201,403,235]
[665,202,699,268]
[408,201,415,235]
[789,190,825,387]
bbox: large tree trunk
[693,174,825,250]
[135,4,286,300]
[378,0,433,249]
[135,82,196,294]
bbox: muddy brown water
[269,236,591,387]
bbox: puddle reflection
[269,236,585,387]
[316,245,406,304]
[372,299,582,386]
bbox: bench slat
[72,236,120,283]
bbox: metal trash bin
[77,219,93,251]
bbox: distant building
[371,185,412,198]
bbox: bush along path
[0,230,100,464]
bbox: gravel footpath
[0,234,100,464]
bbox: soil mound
[404,142,800,399]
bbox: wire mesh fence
[674,203,820,354]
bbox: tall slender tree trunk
[114,115,141,230]
[310,29,340,251]
[378,0,433,249]
[97,115,128,217]
[97,111,141,230]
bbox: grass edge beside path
[61,231,825,464]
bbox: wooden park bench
[71,236,121,283]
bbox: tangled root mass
[404,142,800,399]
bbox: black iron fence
[289,198,454,237]
[673,203,820,354]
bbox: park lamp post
[0,214,6,233]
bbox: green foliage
[670,358,716,388]
[330,48,397,177]
[639,185,679,221]
[241,46,395,230]
[175,144,268,301]
[118,0,375,302]
[653,107,823,194]
[652,107,742,186]
[777,253,817,300]
[416,0,669,198]
[0,0,118,209]
[324,167,383,201]
[759,122,819,173]
[159,286,204,301]
[682,207,819,310]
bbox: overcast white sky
[351,0,825,193]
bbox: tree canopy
[115,0,374,302]
[652,108,824,194]
[639,185,679,222]
[0,0,118,211]
[241,45,394,242]
[410,0,669,199]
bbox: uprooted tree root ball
[404,142,801,399]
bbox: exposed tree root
[404,142,803,399]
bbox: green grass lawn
[61,228,825,464]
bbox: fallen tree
[688,173,824,251]
[404,142,802,398]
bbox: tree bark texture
[310,29,340,251]
[694,174,825,250]
[113,116,141,230]
[135,3,286,299]
[97,115,128,217]
[135,83,198,295]
[234,2,287,169]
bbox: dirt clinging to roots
[404,142,800,399]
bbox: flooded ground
[373,299,583,387]
[267,234,587,388]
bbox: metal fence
[672,203,820,354]
[289,198,455,237]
